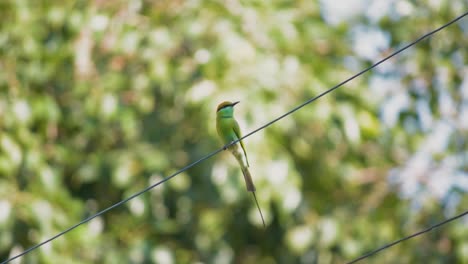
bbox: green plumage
[216,101,254,191]
[216,101,265,227]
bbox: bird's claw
[223,141,236,151]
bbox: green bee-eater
[216,101,265,227]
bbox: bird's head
[216,101,240,113]
[216,101,239,117]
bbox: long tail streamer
[252,192,266,228]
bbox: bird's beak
[232,101,240,107]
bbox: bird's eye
[217,105,229,112]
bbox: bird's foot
[223,141,236,150]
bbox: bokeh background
[0,0,467,263]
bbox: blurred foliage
[0,0,467,263]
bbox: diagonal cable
[2,11,467,264]
[347,210,468,264]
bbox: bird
[216,101,265,227]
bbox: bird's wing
[233,119,249,167]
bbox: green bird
[216,101,265,227]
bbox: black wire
[237,11,468,143]
[3,11,467,264]
[347,210,468,264]
[1,148,224,264]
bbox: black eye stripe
[217,105,230,112]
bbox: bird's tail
[241,165,265,228]
[230,145,256,192]
[252,191,266,228]
[241,166,256,192]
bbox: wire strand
[3,11,467,264]
[1,148,224,264]
[346,210,468,264]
